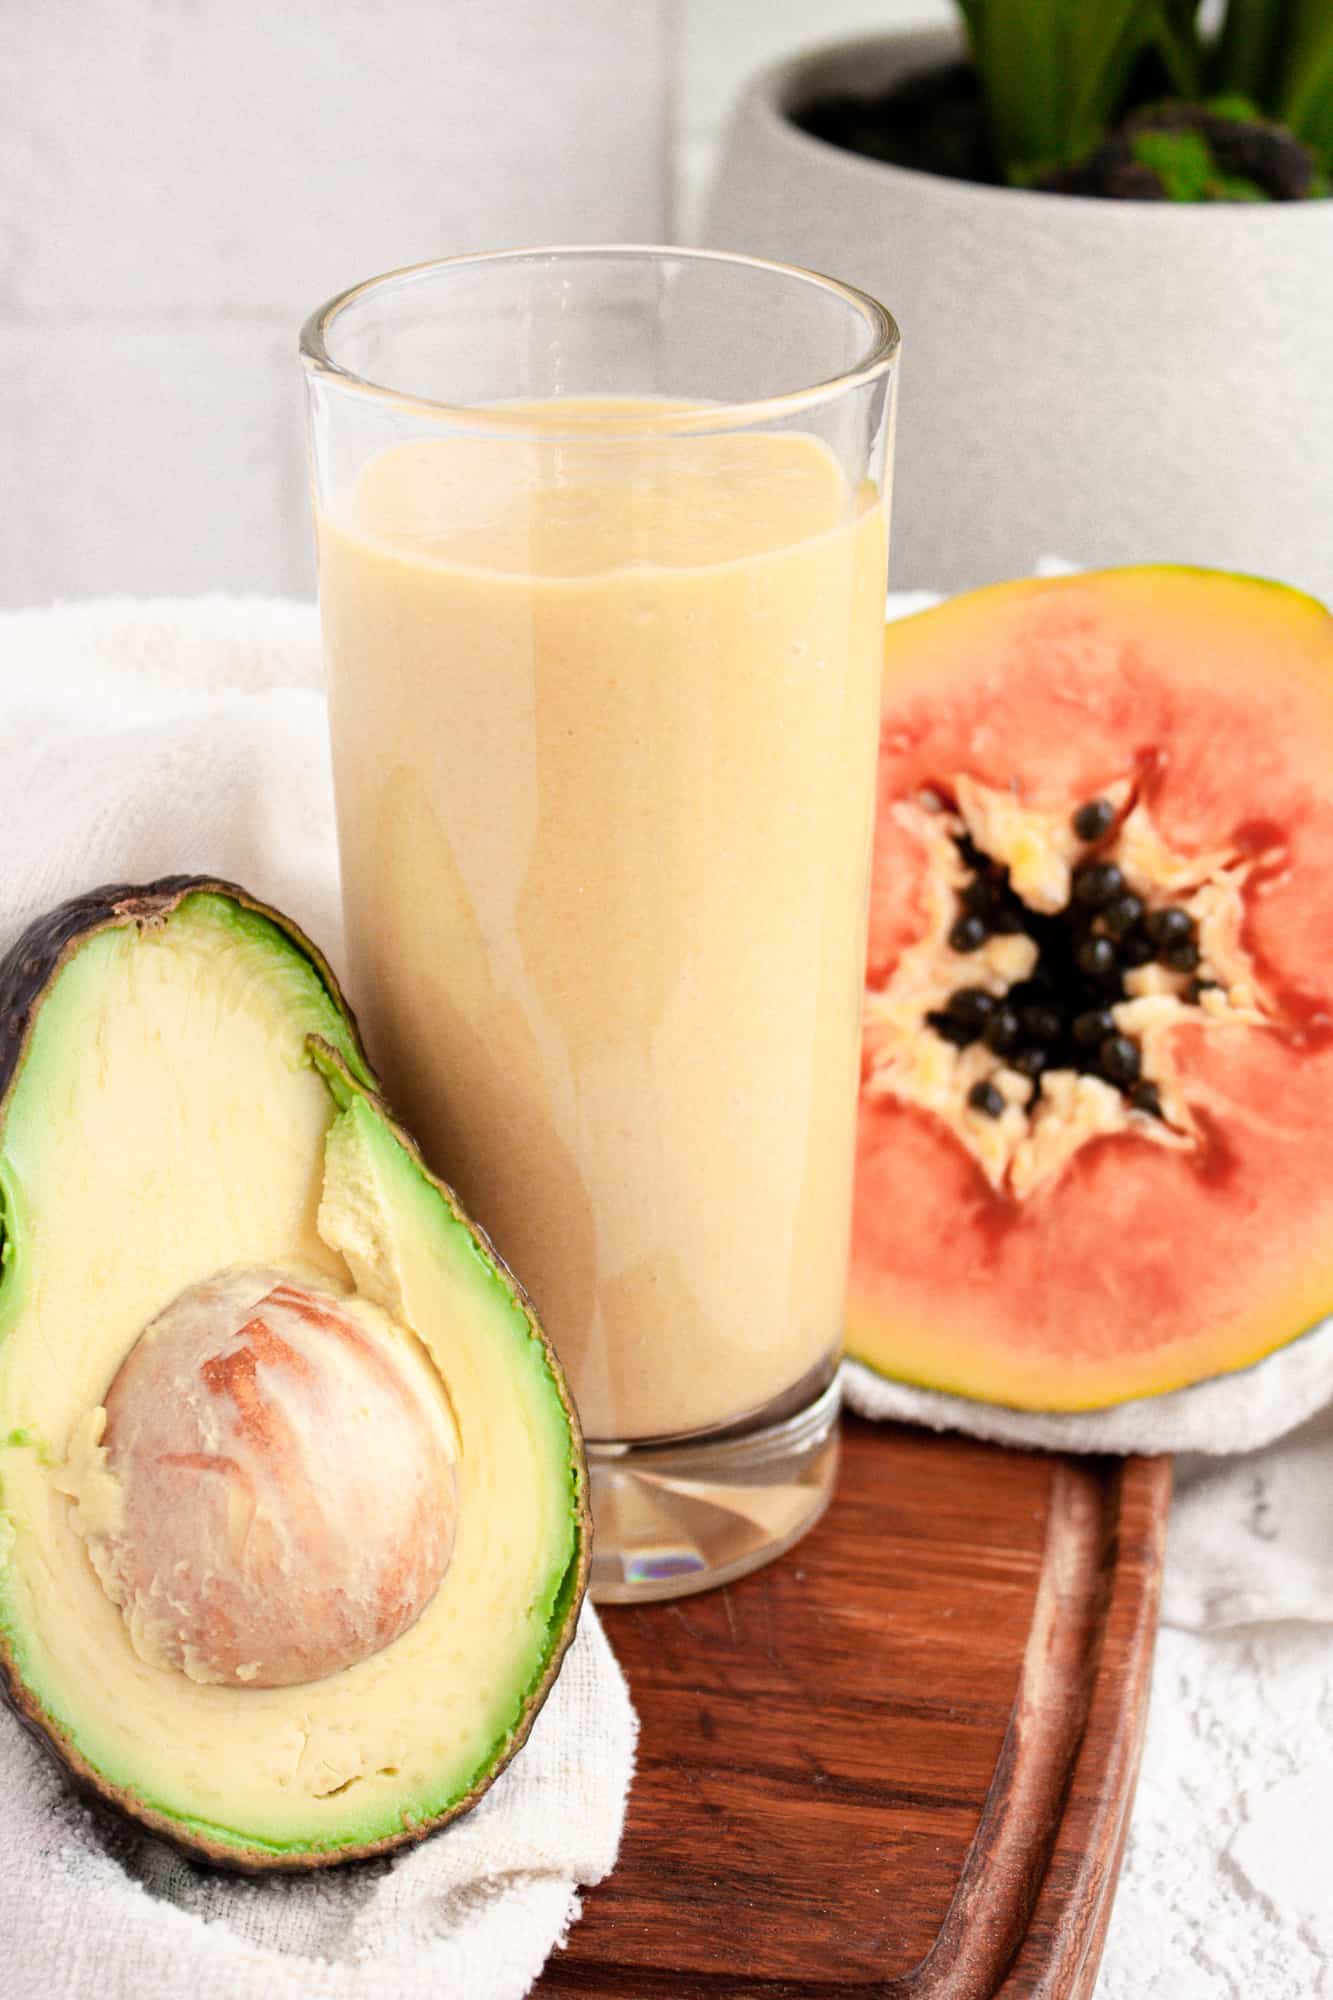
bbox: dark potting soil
[794,61,1001,187]
[1036,102,1318,201]
[794,62,1320,201]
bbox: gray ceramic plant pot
[704,28,1333,601]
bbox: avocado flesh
[0,889,583,1863]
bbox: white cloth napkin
[0,1607,633,2000]
[851,580,1333,1997]
[843,1329,1333,1456]
[0,596,637,2000]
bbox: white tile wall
[5,0,673,320]
[2,0,952,606]
[2,0,673,606]
[0,322,302,603]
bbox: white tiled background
[2,0,947,608]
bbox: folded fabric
[0,595,636,2000]
[1,1606,634,2000]
[843,1317,1333,1456]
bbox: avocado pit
[61,1266,457,1689]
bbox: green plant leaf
[1274,0,1333,164]
[1210,0,1285,102]
[1148,0,1206,98]
[955,0,1070,173]
[957,0,1205,181]
[1211,0,1333,163]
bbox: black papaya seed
[1072,861,1126,910]
[1072,797,1116,842]
[1072,1007,1116,1047]
[1102,892,1145,939]
[1011,1045,1049,1079]
[947,986,998,1030]
[1131,1080,1163,1118]
[1164,938,1200,973]
[1119,930,1156,968]
[983,1005,1022,1055]
[1145,906,1194,947]
[968,1080,1006,1119]
[949,913,988,954]
[1100,1034,1141,1085]
[1076,934,1119,980]
[1020,1004,1063,1045]
[927,1008,980,1048]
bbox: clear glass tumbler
[301,247,898,1601]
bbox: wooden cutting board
[537,1415,1171,2000]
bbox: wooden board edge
[871,1454,1145,1997]
[1013,1452,1173,2000]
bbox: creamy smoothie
[317,405,888,1441]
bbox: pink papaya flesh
[850,566,1333,1410]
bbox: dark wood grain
[537,1416,1170,2000]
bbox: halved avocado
[0,879,588,1869]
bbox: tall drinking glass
[301,247,898,1601]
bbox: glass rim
[298,243,900,435]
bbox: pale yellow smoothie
[317,405,888,1441]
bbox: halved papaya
[849,566,1333,1410]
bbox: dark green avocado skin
[1,880,201,1101]
[0,877,368,1108]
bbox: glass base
[587,1373,841,1603]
